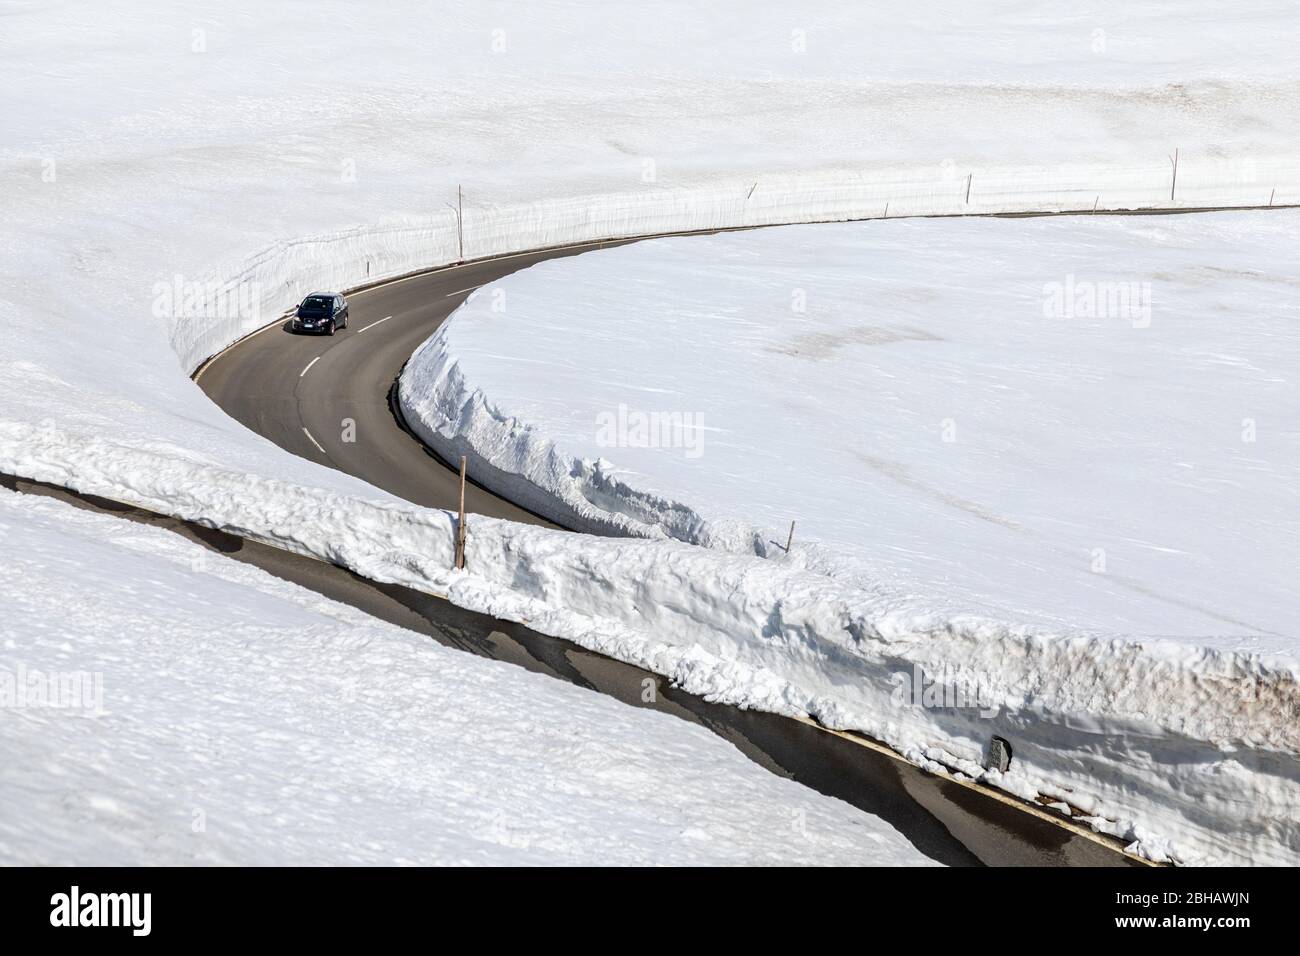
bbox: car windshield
[300,297,331,312]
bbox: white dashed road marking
[300,355,321,377]
[302,427,326,454]
[357,315,393,333]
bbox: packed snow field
[0,488,929,865]
[2,1,1299,865]
[402,213,1300,647]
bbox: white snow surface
[3,1,1300,866]
[401,213,1300,649]
[0,487,930,865]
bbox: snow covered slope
[0,487,932,866]
[399,212,1300,866]
[5,1,1300,386]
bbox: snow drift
[5,417,1298,866]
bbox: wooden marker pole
[457,184,465,262]
[455,455,468,570]
[786,520,796,553]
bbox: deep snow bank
[398,213,1300,646]
[6,418,1298,866]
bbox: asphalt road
[192,233,1151,867]
[198,240,635,523]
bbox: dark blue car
[291,292,349,335]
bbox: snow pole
[457,184,465,262]
[785,520,795,553]
[455,455,468,570]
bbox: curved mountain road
[197,239,640,522]
[193,234,1150,867]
